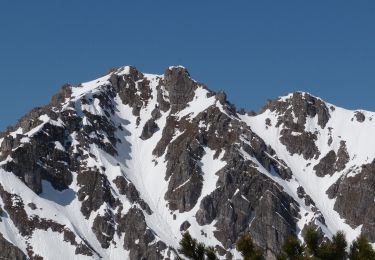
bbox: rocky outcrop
[180,221,191,231]
[263,92,331,129]
[50,84,72,108]
[77,169,116,218]
[0,183,93,257]
[354,111,365,122]
[329,160,375,241]
[117,207,167,260]
[0,233,27,260]
[113,176,152,214]
[163,66,197,113]
[92,212,115,249]
[280,130,320,160]
[261,92,331,160]
[314,141,349,177]
[140,119,159,140]
[196,154,299,258]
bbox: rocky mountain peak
[0,66,375,260]
[163,66,197,113]
[260,91,331,133]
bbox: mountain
[0,65,374,260]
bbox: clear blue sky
[1,1,374,130]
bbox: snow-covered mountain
[0,66,374,260]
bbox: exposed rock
[326,176,343,199]
[151,106,162,120]
[117,207,166,260]
[156,85,170,112]
[314,150,336,177]
[50,84,72,108]
[0,233,27,260]
[354,111,365,122]
[163,66,197,113]
[164,125,204,212]
[314,141,349,177]
[92,212,115,249]
[28,203,37,210]
[250,191,297,259]
[0,135,14,152]
[140,119,159,140]
[216,91,227,104]
[113,176,152,215]
[153,116,178,157]
[0,183,93,256]
[109,67,146,117]
[196,155,299,257]
[336,141,349,171]
[265,118,271,127]
[263,92,330,129]
[280,129,320,160]
[297,186,305,199]
[77,170,115,218]
[180,221,191,232]
[2,121,73,194]
[330,160,375,241]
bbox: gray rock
[330,160,375,241]
[28,203,37,210]
[117,207,165,260]
[77,170,115,218]
[314,150,337,177]
[140,119,159,140]
[314,141,349,177]
[163,66,197,113]
[92,212,115,248]
[180,221,191,231]
[354,111,365,122]
[0,232,27,260]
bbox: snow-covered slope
[0,67,374,260]
[241,93,375,243]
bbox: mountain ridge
[0,65,374,260]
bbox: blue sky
[0,1,374,130]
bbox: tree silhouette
[178,231,218,260]
[349,235,375,260]
[236,232,264,260]
[277,236,303,260]
[304,226,322,257]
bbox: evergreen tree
[196,242,205,260]
[349,235,375,260]
[178,232,218,260]
[331,231,347,260]
[179,232,199,259]
[303,226,322,257]
[236,232,264,260]
[278,236,303,260]
[205,246,218,260]
[316,231,347,260]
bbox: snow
[29,229,95,260]
[54,141,65,152]
[168,65,186,70]
[239,97,374,243]
[71,74,111,101]
[177,87,216,120]
[1,67,374,259]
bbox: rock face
[330,160,375,241]
[0,66,374,259]
[314,141,349,177]
[0,233,27,260]
[163,66,197,112]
